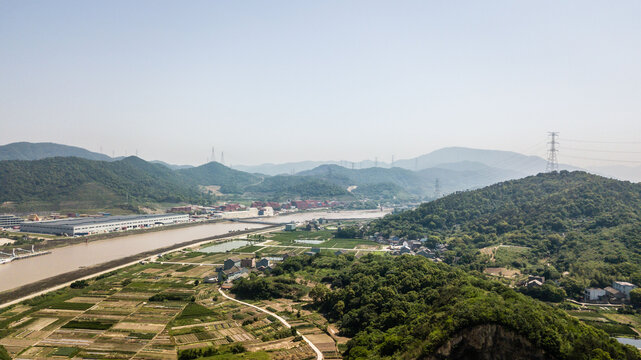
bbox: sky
[1,1,641,167]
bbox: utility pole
[434,178,441,199]
[546,132,559,172]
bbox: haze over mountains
[1,142,640,213]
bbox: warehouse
[20,214,189,236]
[0,215,24,228]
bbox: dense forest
[233,254,639,360]
[368,171,641,296]
[0,156,212,207]
[0,157,354,210]
[177,161,262,194]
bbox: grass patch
[236,245,263,253]
[199,352,271,360]
[128,332,157,340]
[49,302,94,311]
[584,320,637,337]
[62,320,114,330]
[177,303,215,319]
[51,347,80,357]
[176,265,196,272]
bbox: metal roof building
[0,215,24,228]
[20,214,189,236]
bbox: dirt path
[217,288,323,360]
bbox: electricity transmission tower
[211,147,215,162]
[220,152,225,165]
[434,178,441,199]
[546,132,559,172]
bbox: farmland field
[0,250,332,359]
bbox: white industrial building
[20,214,189,236]
[0,215,24,228]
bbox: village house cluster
[204,253,299,286]
[584,281,638,304]
[370,234,448,262]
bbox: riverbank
[0,224,281,307]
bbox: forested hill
[0,157,351,211]
[0,157,211,209]
[370,171,641,238]
[235,254,640,359]
[0,142,112,161]
[177,161,262,194]
[369,171,641,294]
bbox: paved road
[217,288,323,360]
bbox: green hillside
[0,157,211,211]
[244,175,350,199]
[237,254,640,359]
[297,163,526,199]
[369,171,641,296]
[297,164,431,197]
[178,162,262,194]
[0,142,112,161]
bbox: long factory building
[20,214,189,236]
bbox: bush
[70,280,88,289]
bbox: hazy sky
[1,1,641,167]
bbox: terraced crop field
[0,256,334,359]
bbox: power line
[564,139,641,145]
[561,154,641,164]
[561,147,641,154]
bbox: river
[0,210,388,293]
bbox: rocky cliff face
[427,324,552,360]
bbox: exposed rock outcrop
[428,324,552,360]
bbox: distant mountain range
[0,142,193,170]
[0,142,113,162]
[233,147,570,175]
[1,142,640,212]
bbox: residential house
[417,249,434,259]
[605,286,626,302]
[613,281,637,298]
[240,258,255,268]
[218,266,248,283]
[256,258,271,268]
[400,246,413,255]
[224,258,241,270]
[584,288,606,302]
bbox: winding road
[217,288,323,360]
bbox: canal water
[0,210,388,292]
[200,240,255,253]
